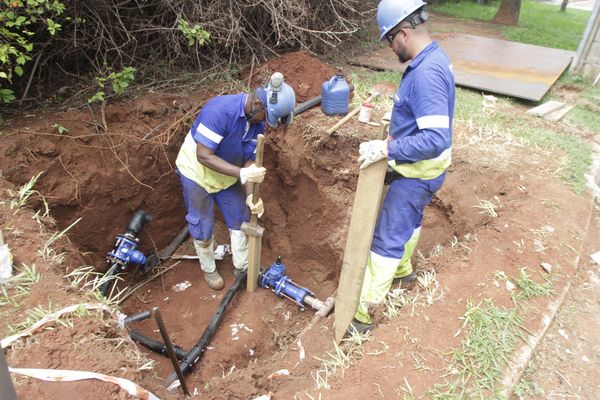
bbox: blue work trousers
[178,172,250,241]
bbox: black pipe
[124,310,151,325]
[164,270,247,386]
[293,83,355,116]
[129,329,188,360]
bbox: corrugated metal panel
[352,33,574,101]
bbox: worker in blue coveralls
[350,0,455,333]
[175,72,295,290]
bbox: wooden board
[334,123,389,343]
[246,135,264,292]
[543,105,574,121]
[527,100,566,117]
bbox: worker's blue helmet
[377,0,427,41]
[256,72,296,128]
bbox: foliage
[432,0,590,50]
[177,19,210,47]
[0,0,66,102]
[88,67,137,104]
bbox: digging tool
[334,120,390,343]
[326,91,380,135]
[242,134,265,292]
[0,348,17,400]
[153,307,190,397]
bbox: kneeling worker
[176,73,296,289]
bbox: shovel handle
[250,134,265,206]
[326,92,379,135]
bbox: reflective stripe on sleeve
[416,115,449,130]
[196,123,223,144]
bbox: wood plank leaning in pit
[334,122,389,343]
[246,134,265,292]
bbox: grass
[8,172,44,211]
[348,70,401,109]
[427,299,524,399]
[432,0,590,50]
[513,267,554,301]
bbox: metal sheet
[351,33,574,101]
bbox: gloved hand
[246,195,264,218]
[357,139,388,169]
[240,164,266,184]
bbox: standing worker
[176,73,295,290]
[351,0,455,333]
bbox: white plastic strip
[9,367,160,400]
[195,123,223,144]
[416,115,449,130]
[1,303,112,349]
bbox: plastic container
[358,102,374,123]
[321,75,350,116]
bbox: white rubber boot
[193,238,224,290]
[230,229,248,276]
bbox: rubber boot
[230,229,248,277]
[193,238,224,290]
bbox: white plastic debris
[297,339,305,362]
[505,280,516,292]
[540,262,552,274]
[267,369,290,379]
[172,281,192,292]
[0,230,13,281]
[558,329,569,339]
[252,393,272,400]
[9,367,160,400]
[214,244,230,261]
[591,250,600,266]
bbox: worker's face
[249,99,266,124]
[387,25,411,64]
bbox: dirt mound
[242,51,338,102]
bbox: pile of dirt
[242,51,339,102]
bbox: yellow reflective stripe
[394,227,421,278]
[175,132,237,193]
[389,148,451,180]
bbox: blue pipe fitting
[107,234,147,266]
[260,256,315,308]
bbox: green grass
[433,0,590,50]
[512,125,592,195]
[427,299,524,399]
[513,267,554,301]
[348,70,401,109]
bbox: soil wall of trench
[0,51,495,398]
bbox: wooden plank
[246,134,265,292]
[543,104,574,122]
[527,100,565,117]
[334,122,389,343]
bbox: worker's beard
[398,50,410,64]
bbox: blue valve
[259,256,315,308]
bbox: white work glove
[357,139,388,169]
[240,164,266,184]
[246,195,264,218]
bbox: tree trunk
[560,0,569,12]
[492,0,521,25]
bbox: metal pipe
[128,329,188,360]
[153,307,190,396]
[164,270,247,387]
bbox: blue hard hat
[256,73,296,128]
[377,0,427,41]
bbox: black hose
[293,83,355,116]
[129,329,188,360]
[123,311,151,325]
[99,262,121,297]
[164,270,247,386]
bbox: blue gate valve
[260,256,322,310]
